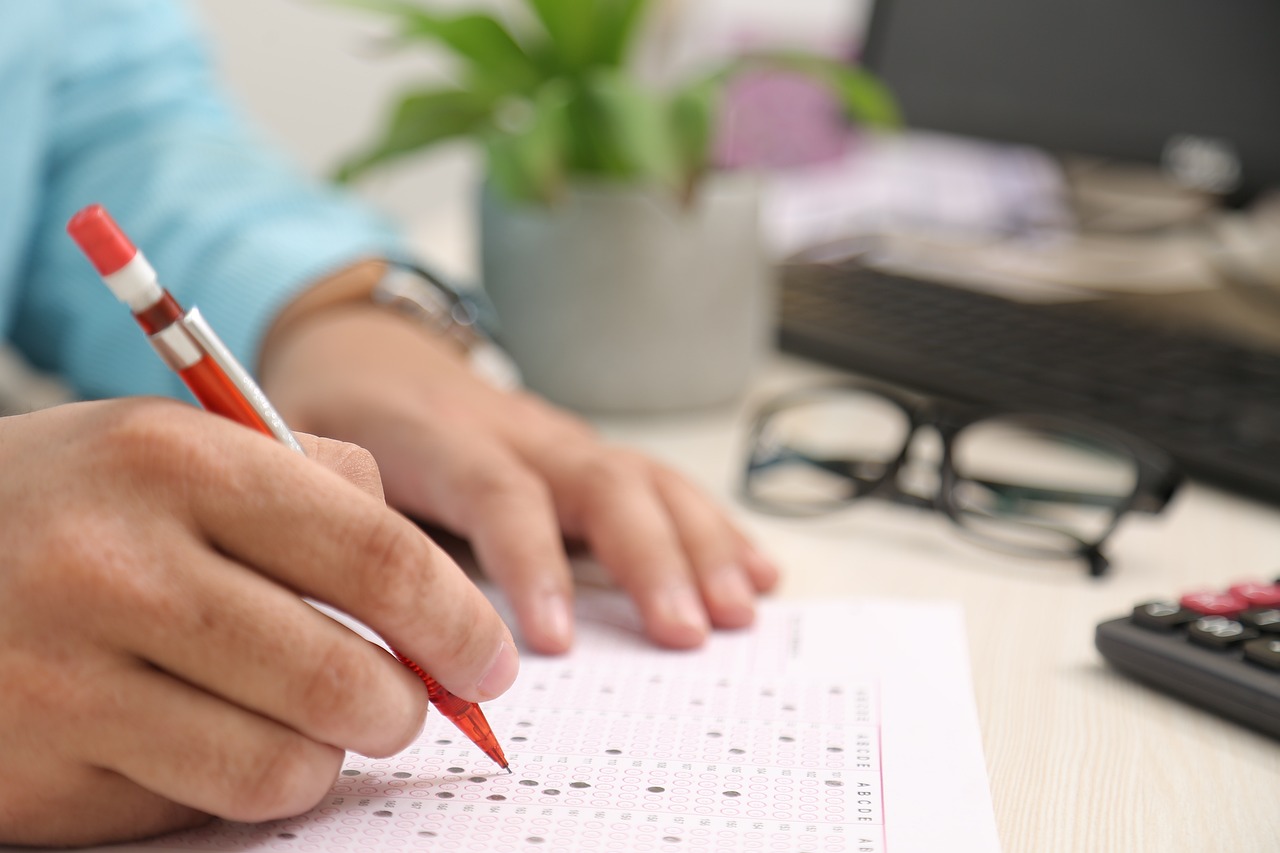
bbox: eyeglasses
[740,381,1182,576]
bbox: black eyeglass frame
[740,380,1183,577]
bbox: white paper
[64,595,1002,853]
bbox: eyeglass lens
[748,391,909,510]
[748,389,1141,557]
[949,417,1139,556]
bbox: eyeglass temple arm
[970,478,1136,510]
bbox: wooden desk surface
[593,353,1280,853]
[411,209,1280,852]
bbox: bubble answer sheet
[61,594,1002,853]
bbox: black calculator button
[1239,608,1280,633]
[1243,637,1280,671]
[1131,601,1198,632]
[1186,616,1260,650]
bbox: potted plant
[334,0,898,412]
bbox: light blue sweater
[0,0,405,401]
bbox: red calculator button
[1179,590,1249,616]
[1228,582,1280,608]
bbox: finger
[651,468,760,629]
[660,466,778,591]
[1,766,209,848]
[110,539,428,758]
[147,415,517,703]
[396,433,576,655]
[76,661,345,825]
[569,454,710,649]
[295,433,386,502]
[741,542,783,593]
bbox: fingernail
[744,548,782,588]
[476,641,519,700]
[706,566,755,615]
[541,592,573,648]
[660,586,710,633]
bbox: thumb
[294,432,386,502]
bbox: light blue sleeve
[13,0,408,401]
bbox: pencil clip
[181,307,304,454]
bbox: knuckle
[515,390,594,439]
[352,516,429,618]
[0,647,88,733]
[362,690,427,759]
[650,461,689,492]
[460,463,549,510]
[294,642,368,739]
[224,737,340,823]
[27,514,174,624]
[93,400,226,486]
[581,451,650,497]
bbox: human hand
[0,399,516,847]
[259,302,780,655]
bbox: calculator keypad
[1143,581,1280,665]
[1096,579,1280,739]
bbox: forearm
[15,0,406,401]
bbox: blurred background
[11,0,1280,507]
[190,0,867,227]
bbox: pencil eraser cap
[67,204,137,276]
[66,204,161,310]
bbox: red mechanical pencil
[67,204,509,773]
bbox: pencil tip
[503,766,512,775]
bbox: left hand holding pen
[259,299,780,655]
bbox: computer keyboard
[778,261,1280,502]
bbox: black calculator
[1095,580,1280,739]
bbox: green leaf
[334,87,494,182]
[564,70,681,187]
[592,0,650,66]
[523,0,650,71]
[328,0,544,95]
[668,75,724,199]
[525,0,595,71]
[483,81,572,204]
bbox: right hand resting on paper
[0,398,518,848]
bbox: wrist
[371,263,522,390]
[258,258,386,373]
[259,259,521,390]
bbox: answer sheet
[100,596,1002,853]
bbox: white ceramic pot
[480,174,774,414]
